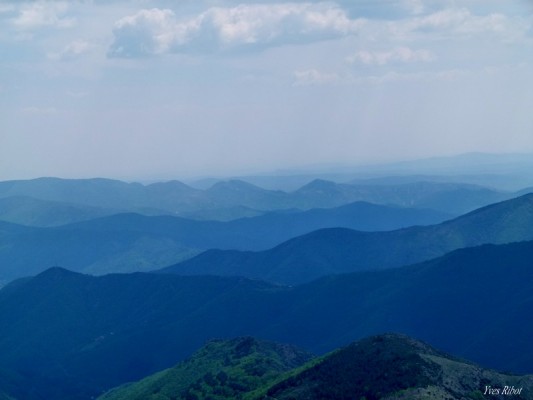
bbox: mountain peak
[264,333,533,400]
[99,333,533,400]
[36,266,84,280]
[301,178,336,189]
[147,180,197,192]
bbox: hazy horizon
[2,151,533,191]
[2,1,532,181]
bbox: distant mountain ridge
[0,177,205,215]
[293,178,508,214]
[0,239,532,398]
[0,196,117,227]
[0,177,513,221]
[162,193,533,284]
[0,200,450,281]
[189,152,533,191]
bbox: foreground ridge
[100,334,533,400]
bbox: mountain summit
[99,334,533,400]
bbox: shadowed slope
[0,239,532,398]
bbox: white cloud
[354,69,469,85]
[347,47,434,66]
[48,40,95,60]
[12,2,75,30]
[21,106,57,115]
[397,8,525,39]
[293,67,472,87]
[66,91,90,98]
[403,0,425,15]
[207,3,360,44]
[109,8,201,57]
[293,69,340,86]
[108,3,365,57]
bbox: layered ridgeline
[291,179,509,215]
[0,196,117,227]
[0,239,531,399]
[0,201,449,281]
[99,335,533,400]
[0,177,512,223]
[162,193,533,284]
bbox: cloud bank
[108,3,365,57]
[12,2,75,30]
[2,0,533,181]
[347,47,434,66]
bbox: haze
[1,0,532,181]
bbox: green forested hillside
[100,335,533,400]
[260,334,533,400]
[99,337,312,400]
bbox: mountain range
[189,153,533,191]
[0,176,522,283]
[0,238,531,398]
[291,179,509,214]
[100,335,533,400]
[163,193,533,284]
[0,200,449,281]
[0,177,514,223]
[1,168,532,400]
[0,196,117,227]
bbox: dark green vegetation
[0,201,450,281]
[100,335,533,400]
[263,334,533,400]
[265,334,442,400]
[163,193,533,284]
[0,239,532,399]
[98,337,313,400]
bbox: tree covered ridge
[99,337,313,400]
[100,334,533,400]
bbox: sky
[1,0,532,181]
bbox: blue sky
[1,0,532,180]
